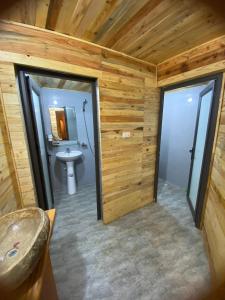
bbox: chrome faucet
[66,148,70,153]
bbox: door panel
[188,86,213,210]
[30,86,53,209]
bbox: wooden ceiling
[1,0,225,64]
[31,75,92,92]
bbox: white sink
[56,150,82,195]
[56,150,82,162]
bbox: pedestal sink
[0,208,50,290]
[56,150,82,195]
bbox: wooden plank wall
[158,39,225,283]
[157,34,225,86]
[0,85,18,215]
[203,78,225,284]
[0,62,37,211]
[0,21,159,224]
[1,0,225,64]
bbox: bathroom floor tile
[50,181,210,300]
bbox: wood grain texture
[0,85,20,216]
[158,35,225,85]
[0,62,37,209]
[0,21,158,224]
[203,79,225,284]
[1,0,225,64]
[30,74,92,92]
[157,38,225,285]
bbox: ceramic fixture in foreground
[56,150,82,195]
[0,208,50,290]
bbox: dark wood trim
[16,66,102,219]
[154,73,223,228]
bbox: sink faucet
[66,148,70,153]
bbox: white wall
[159,85,206,188]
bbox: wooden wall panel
[157,40,225,284]
[0,62,37,209]
[0,21,158,223]
[0,86,19,216]
[1,1,225,64]
[203,81,225,283]
[157,35,225,86]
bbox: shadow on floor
[50,182,210,300]
[51,231,87,299]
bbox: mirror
[48,106,77,142]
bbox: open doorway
[155,74,222,228]
[17,67,102,220]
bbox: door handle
[189,148,194,160]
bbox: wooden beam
[35,0,51,28]
[0,20,155,69]
[46,0,63,30]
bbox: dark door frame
[186,82,214,218]
[154,73,223,228]
[27,76,55,209]
[17,66,103,220]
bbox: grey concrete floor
[50,180,210,300]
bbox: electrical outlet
[122,131,131,138]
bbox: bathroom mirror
[48,106,77,142]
